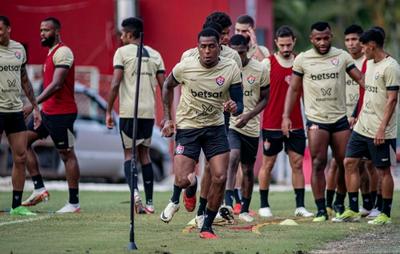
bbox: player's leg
[232,165,243,214]
[325,158,337,214]
[359,161,373,216]
[366,162,381,218]
[224,129,241,209]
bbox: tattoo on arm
[21,65,38,107]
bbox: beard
[41,36,56,47]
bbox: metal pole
[128,31,144,251]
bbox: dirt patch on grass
[311,224,400,254]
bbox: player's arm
[248,27,266,61]
[156,72,166,90]
[225,83,244,116]
[282,73,303,136]
[106,68,123,129]
[347,65,365,88]
[36,67,69,104]
[21,65,41,128]
[235,85,269,128]
[161,73,179,137]
[374,89,398,145]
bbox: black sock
[294,188,305,208]
[348,192,359,212]
[240,197,251,213]
[124,160,138,191]
[233,188,242,204]
[201,208,218,232]
[32,174,45,189]
[185,176,197,197]
[141,163,153,204]
[326,189,335,208]
[315,198,326,215]
[362,193,373,210]
[197,197,207,216]
[382,198,392,217]
[69,188,79,204]
[224,190,234,207]
[370,191,377,207]
[171,185,182,204]
[375,194,383,211]
[12,190,23,209]
[260,189,270,208]
[334,192,345,206]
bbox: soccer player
[339,28,399,225]
[106,17,165,214]
[234,14,270,61]
[258,26,313,218]
[224,34,270,222]
[0,16,41,216]
[22,17,80,213]
[282,22,364,222]
[160,28,243,239]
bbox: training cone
[279,219,298,226]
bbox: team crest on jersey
[247,75,256,85]
[175,144,184,155]
[216,76,225,86]
[284,75,291,85]
[330,57,339,66]
[15,51,22,60]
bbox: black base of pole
[128,241,138,250]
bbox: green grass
[0,190,398,254]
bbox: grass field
[0,190,398,254]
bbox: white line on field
[0,215,53,227]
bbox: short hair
[230,34,248,46]
[359,28,385,47]
[344,24,363,36]
[198,28,220,43]
[236,15,255,28]
[310,21,331,32]
[43,17,61,30]
[202,21,223,34]
[275,25,295,39]
[372,26,385,39]
[205,12,232,30]
[121,17,143,38]
[0,16,10,27]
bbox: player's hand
[23,104,34,119]
[32,106,41,130]
[374,127,385,145]
[223,99,237,114]
[348,117,356,129]
[247,27,257,46]
[106,112,114,129]
[235,113,251,128]
[161,119,176,137]
[281,116,292,138]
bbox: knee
[241,166,254,177]
[175,174,191,188]
[59,149,73,162]
[344,158,358,173]
[260,160,274,174]
[312,157,327,172]
[13,151,27,165]
[292,159,304,174]
[211,172,227,185]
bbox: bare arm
[374,90,398,145]
[156,72,166,90]
[21,65,41,128]
[348,67,365,88]
[161,73,180,137]
[105,68,123,129]
[37,67,69,104]
[282,73,303,136]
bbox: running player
[224,34,270,222]
[258,26,313,218]
[0,16,41,216]
[22,17,80,213]
[160,28,243,239]
[106,17,165,214]
[339,28,399,225]
[235,14,270,61]
[282,22,364,222]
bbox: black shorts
[228,129,259,164]
[306,116,350,133]
[224,112,230,132]
[346,131,396,169]
[119,118,154,149]
[28,112,76,149]
[0,112,26,135]
[175,125,230,161]
[262,129,306,156]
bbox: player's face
[230,44,248,65]
[40,21,57,47]
[220,27,231,45]
[275,36,295,58]
[345,33,362,56]
[198,36,220,67]
[310,28,332,54]
[361,42,375,60]
[235,23,251,38]
[0,21,11,46]
[120,29,131,45]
